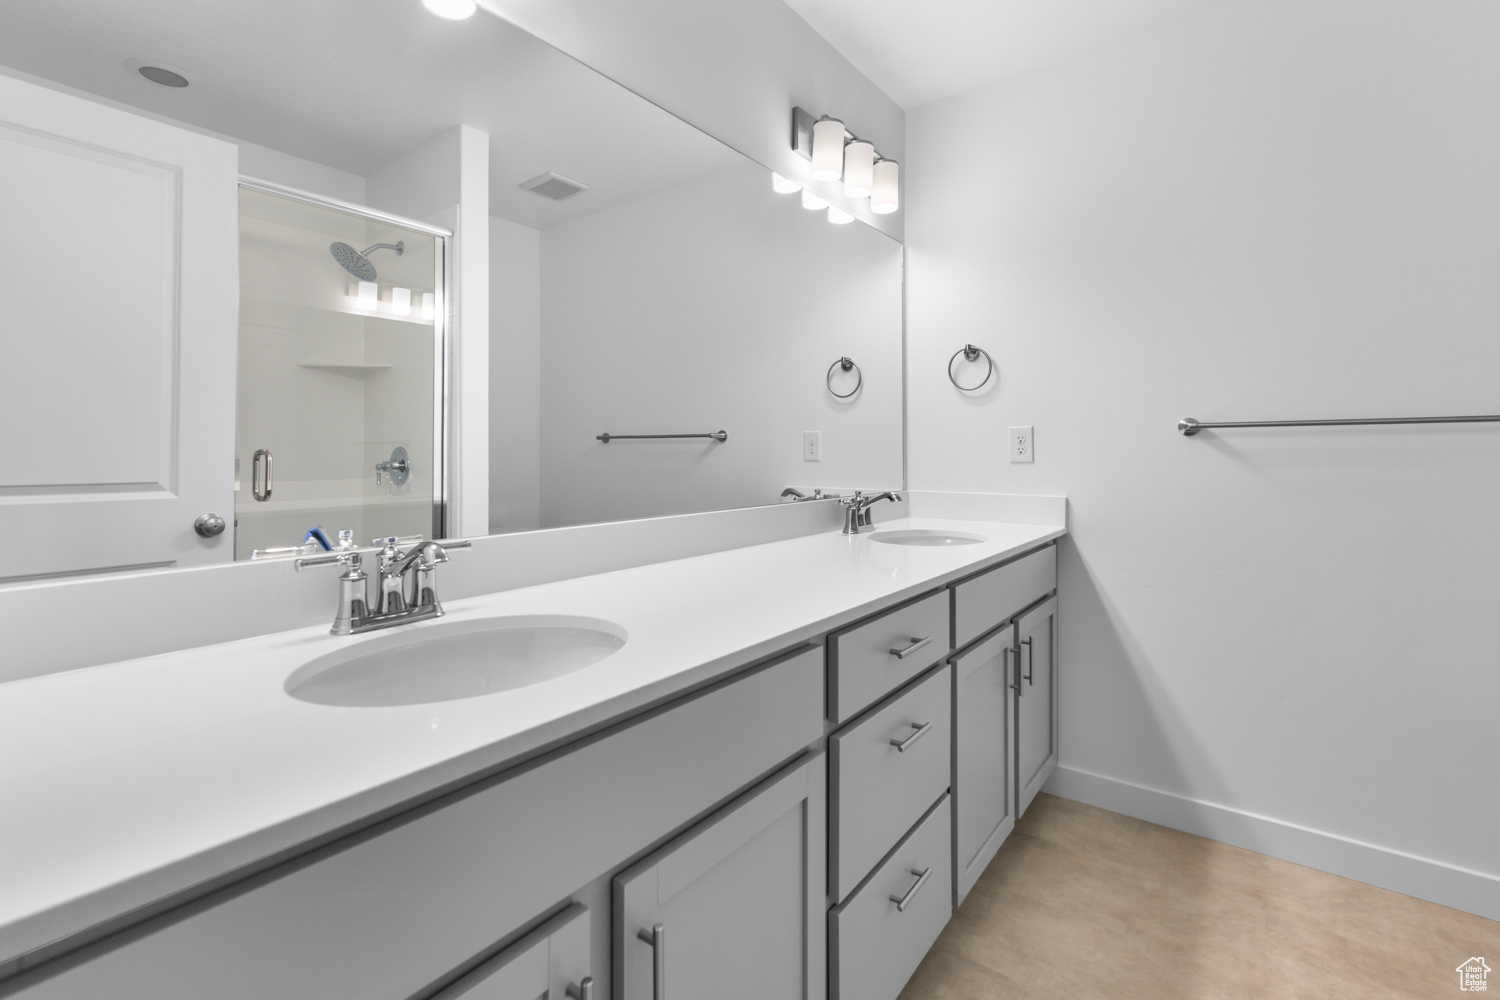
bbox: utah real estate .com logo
[1458,957,1491,992]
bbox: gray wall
[906,0,1500,915]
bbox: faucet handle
[295,550,363,573]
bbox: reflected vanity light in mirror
[801,189,829,210]
[843,140,874,199]
[421,0,478,19]
[357,280,378,309]
[771,172,801,194]
[871,158,900,214]
[811,117,846,180]
[421,292,435,321]
[392,287,412,316]
[828,206,854,225]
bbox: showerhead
[329,240,404,281]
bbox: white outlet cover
[1009,425,1034,463]
[803,431,821,462]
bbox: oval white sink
[285,615,627,707]
[867,529,988,547]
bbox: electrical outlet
[803,431,821,462]
[1009,426,1034,463]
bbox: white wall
[538,159,903,528]
[907,0,1500,915]
[489,216,543,532]
[485,0,905,240]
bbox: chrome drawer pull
[1022,636,1035,686]
[890,721,933,753]
[888,635,932,660]
[638,924,665,1000]
[889,866,932,912]
[566,977,594,1000]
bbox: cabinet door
[434,903,593,1000]
[951,625,1016,905]
[614,755,827,1000]
[1016,596,1058,816]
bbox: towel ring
[948,344,994,391]
[826,357,862,399]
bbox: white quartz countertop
[0,515,1063,969]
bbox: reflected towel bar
[597,430,728,443]
[1179,415,1500,436]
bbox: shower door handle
[251,449,273,502]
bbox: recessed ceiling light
[422,0,478,19]
[124,58,189,88]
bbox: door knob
[194,513,227,538]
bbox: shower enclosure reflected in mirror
[0,0,904,581]
[235,186,445,558]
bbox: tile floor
[898,794,1499,999]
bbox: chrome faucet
[840,491,903,534]
[295,535,471,635]
[781,487,830,502]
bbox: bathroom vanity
[0,515,1061,1000]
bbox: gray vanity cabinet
[614,754,827,1000]
[951,624,1016,905]
[433,903,593,1000]
[1016,596,1059,816]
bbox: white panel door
[0,73,238,582]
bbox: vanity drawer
[829,794,952,1000]
[952,544,1056,650]
[829,590,950,723]
[6,647,824,1000]
[830,665,951,902]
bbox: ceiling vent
[519,172,590,201]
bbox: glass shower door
[234,185,444,559]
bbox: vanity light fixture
[357,281,378,310]
[391,287,412,316]
[791,106,898,216]
[801,189,829,211]
[870,158,900,215]
[421,0,478,19]
[843,140,875,199]
[827,206,855,225]
[811,117,847,181]
[421,292,435,321]
[771,172,801,194]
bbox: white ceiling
[0,0,741,229]
[782,0,1243,109]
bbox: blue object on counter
[303,525,334,551]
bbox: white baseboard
[1043,765,1500,921]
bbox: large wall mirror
[0,0,904,584]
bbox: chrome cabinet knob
[193,513,227,538]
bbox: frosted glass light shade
[828,206,854,225]
[391,287,412,316]
[842,140,875,199]
[421,292,435,321]
[871,158,900,214]
[811,118,846,181]
[357,281,378,309]
[771,172,800,194]
[801,189,829,211]
[422,0,477,18]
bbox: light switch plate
[803,431,821,462]
[1009,426,1034,463]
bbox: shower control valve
[375,446,410,487]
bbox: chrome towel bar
[597,430,727,443]
[1179,414,1500,436]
